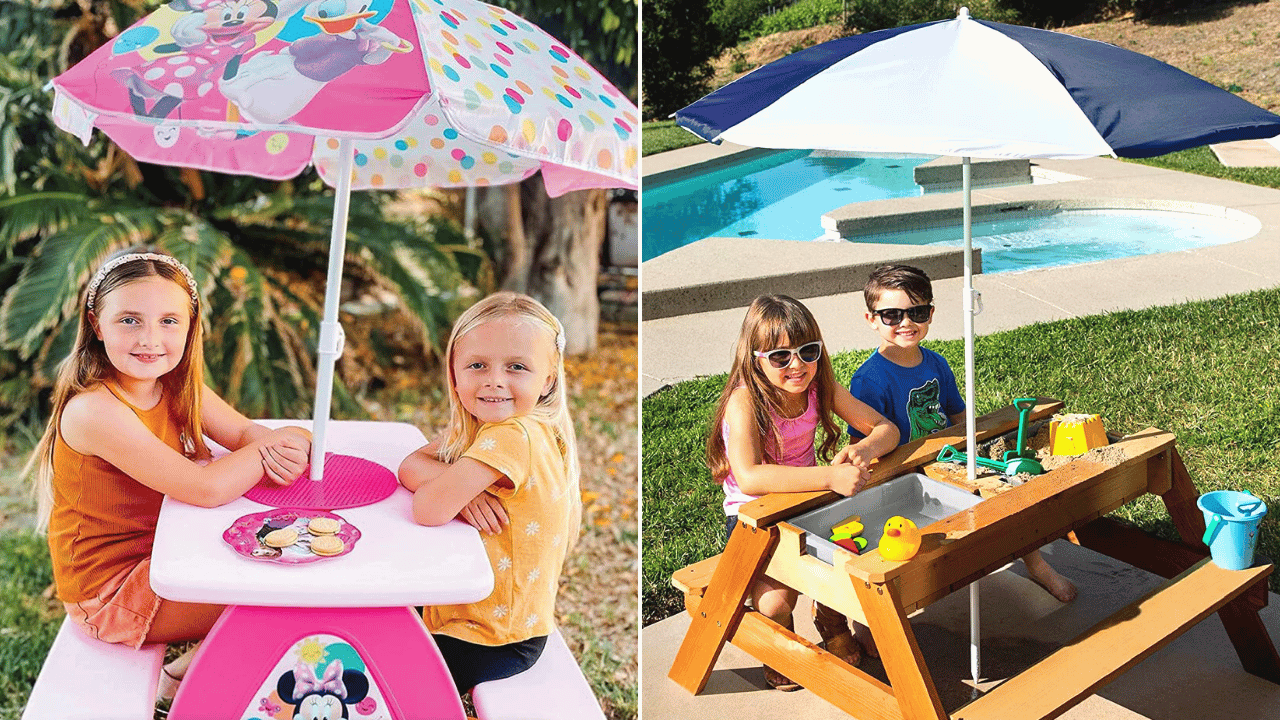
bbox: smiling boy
[848,265,1077,603]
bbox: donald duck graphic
[220,0,413,124]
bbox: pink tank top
[721,385,819,515]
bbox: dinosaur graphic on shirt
[906,378,947,441]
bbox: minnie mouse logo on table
[241,634,388,719]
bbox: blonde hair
[30,248,209,531]
[706,295,843,482]
[437,292,580,490]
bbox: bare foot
[1023,551,1078,603]
[764,665,801,691]
[852,621,879,659]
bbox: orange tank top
[48,384,183,603]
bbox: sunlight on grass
[643,121,705,157]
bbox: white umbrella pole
[308,138,355,479]
[963,156,981,686]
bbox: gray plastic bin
[789,472,982,565]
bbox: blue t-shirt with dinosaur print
[847,348,965,445]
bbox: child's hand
[833,443,874,470]
[459,492,509,535]
[827,463,870,496]
[259,430,310,485]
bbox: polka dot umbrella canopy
[50,0,638,479]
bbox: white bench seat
[472,629,605,720]
[22,616,165,720]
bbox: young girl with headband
[399,291,582,692]
[30,248,313,696]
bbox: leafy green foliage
[749,0,845,40]
[844,0,1019,32]
[642,0,724,120]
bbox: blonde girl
[399,291,581,692]
[30,249,312,694]
[707,294,899,690]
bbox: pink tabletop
[150,420,494,607]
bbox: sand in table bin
[943,420,1128,480]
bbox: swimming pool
[642,149,931,261]
[848,207,1260,274]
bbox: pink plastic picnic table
[150,420,494,720]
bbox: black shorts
[433,633,548,692]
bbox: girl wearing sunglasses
[705,295,899,690]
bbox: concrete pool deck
[640,144,1280,396]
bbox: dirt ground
[710,2,1280,113]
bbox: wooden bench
[953,557,1273,720]
[22,616,165,720]
[471,629,605,720]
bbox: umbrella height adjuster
[318,321,346,360]
[970,289,984,316]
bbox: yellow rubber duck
[878,516,922,561]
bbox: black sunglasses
[872,304,933,326]
[753,340,823,369]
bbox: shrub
[643,0,725,119]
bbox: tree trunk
[475,176,607,354]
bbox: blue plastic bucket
[1198,491,1267,571]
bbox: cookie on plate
[264,528,298,548]
[311,534,345,556]
[308,517,341,535]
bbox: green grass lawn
[642,288,1280,625]
[643,120,705,157]
[1128,145,1280,189]
[0,532,58,720]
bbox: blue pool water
[642,149,1257,271]
[855,208,1258,274]
[642,150,930,261]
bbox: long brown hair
[706,295,842,482]
[30,249,209,531]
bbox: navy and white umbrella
[674,6,1280,685]
[677,8,1280,158]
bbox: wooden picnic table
[668,399,1280,720]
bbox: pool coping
[640,150,1280,396]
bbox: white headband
[86,252,198,311]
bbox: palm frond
[0,217,149,356]
[0,191,92,253]
[153,215,237,300]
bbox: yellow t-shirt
[425,417,581,645]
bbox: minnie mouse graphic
[111,0,304,120]
[276,659,370,720]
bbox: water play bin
[791,473,983,564]
[1198,490,1268,571]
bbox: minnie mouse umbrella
[50,0,638,484]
